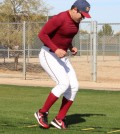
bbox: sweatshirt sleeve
[38,14,64,52]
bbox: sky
[0,0,120,23]
[44,0,120,23]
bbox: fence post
[8,47,9,59]
[79,24,82,56]
[92,21,97,82]
[90,21,93,81]
[23,21,26,80]
[119,35,120,61]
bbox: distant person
[34,0,91,129]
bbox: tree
[80,29,89,35]
[0,0,50,70]
[0,0,49,22]
[98,24,114,46]
[98,24,114,36]
[0,0,50,47]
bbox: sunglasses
[77,9,85,20]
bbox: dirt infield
[0,56,120,91]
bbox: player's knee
[51,79,70,97]
[59,79,70,92]
[71,81,79,92]
[63,82,79,101]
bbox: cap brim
[81,12,91,18]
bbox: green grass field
[0,85,120,134]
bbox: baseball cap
[73,0,91,18]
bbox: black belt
[49,49,54,53]
[44,45,54,53]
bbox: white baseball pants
[39,46,79,101]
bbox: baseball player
[34,0,91,129]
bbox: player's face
[72,9,85,23]
[78,11,85,20]
[69,8,85,23]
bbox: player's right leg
[50,57,79,129]
[51,117,67,129]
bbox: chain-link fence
[0,21,120,83]
[97,23,120,83]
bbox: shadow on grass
[66,113,106,125]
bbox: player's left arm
[69,45,78,55]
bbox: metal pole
[119,35,120,61]
[102,35,105,61]
[23,21,26,80]
[87,34,90,62]
[79,24,82,56]
[90,21,93,81]
[8,47,9,59]
[93,21,97,82]
[27,23,29,63]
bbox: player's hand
[55,49,66,58]
[71,47,78,55]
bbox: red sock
[40,92,58,113]
[56,96,73,120]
